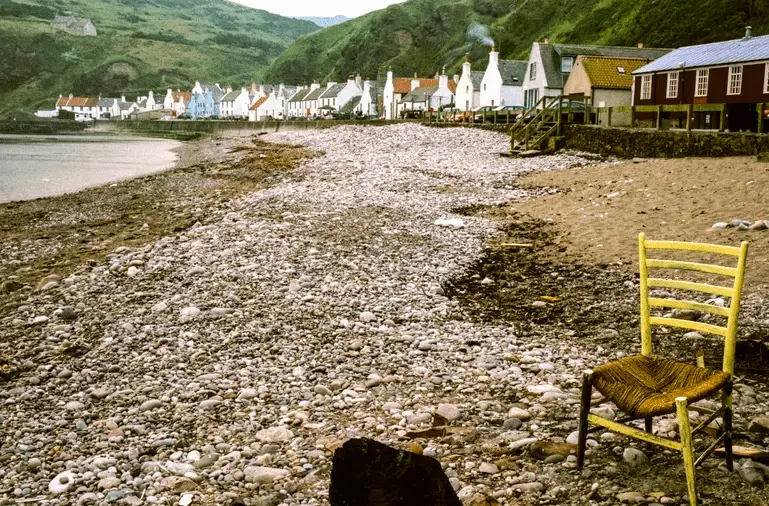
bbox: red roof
[249,96,268,110]
[393,77,456,94]
[56,96,68,107]
[173,91,191,102]
[67,97,89,107]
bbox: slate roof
[98,97,119,108]
[470,71,485,88]
[137,98,148,108]
[634,34,769,74]
[288,89,310,103]
[221,90,242,102]
[500,60,527,86]
[400,86,439,103]
[119,102,136,111]
[320,83,347,99]
[303,87,326,101]
[250,96,269,110]
[580,56,651,89]
[539,43,672,88]
[340,96,361,114]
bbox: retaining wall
[101,119,420,137]
[0,120,88,134]
[564,124,769,158]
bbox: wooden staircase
[508,95,564,157]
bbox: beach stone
[329,438,461,506]
[507,407,531,421]
[0,279,24,294]
[436,403,461,422]
[139,399,163,411]
[740,463,766,485]
[97,476,121,491]
[256,426,294,443]
[623,447,648,467]
[238,388,258,400]
[314,385,333,396]
[65,401,84,411]
[478,463,499,474]
[126,266,140,277]
[49,471,76,494]
[617,491,645,502]
[748,416,769,434]
[512,482,544,493]
[243,466,289,484]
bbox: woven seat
[593,355,730,418]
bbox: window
[695,69,709,97]
[728,65,742,95]
[667,72,679,98]
[617,66,625,74]
[483,84,487,91]
[466,85,469,93]
[765,63,769,94]
[561,57,573,73]
[640,75,652,100]
[530,63,537,81]
[491,99,495,106]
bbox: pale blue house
[188,90,218,119]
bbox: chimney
[348,74,356,86]
[744,26,753,39]
[226,86,233,93]
[439,73,448,90]
[326,81,337,89]
[386,67,393,87]
[543,39,549,44]
[411,77,420,91]
[453,74,459,83]
[637,42,644,48]
[489,46,499,66]
[465,53,470,63]
[310,81,320,91]
[355,73,362,87]
[120,95,125,103]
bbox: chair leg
[676,396,697,506]
[577,371,593,471]
[645,416,653,450]
[723,382,734,472]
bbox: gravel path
[1,124,766,506]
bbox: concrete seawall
[96,119,421,137]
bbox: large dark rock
[329,438,461,506]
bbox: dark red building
[632,28,769,131]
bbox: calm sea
[0,134,182,203]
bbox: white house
[319,76,362,114]
[119,99,140,120]
[220,87,251,118]
[521,41,671,109]
[400,72,456,112]
[478,48,527,108]
[287,87,310,117]
[357,80,377,117]
[55,95,99,120]
[164,89,191,110]
[248,92,280,121]
[384,70,453,118]
[96,97,120,119]
[137,90,157,112]
[456,54,484,111]
[303,82,332,117]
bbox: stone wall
[106,119,420,137]
[564,124,769,158]
[426,122,512,134]
[0,120,88,134]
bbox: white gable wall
[456,60,476,111]
[480,50,503,107]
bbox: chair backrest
[638,233,749,375]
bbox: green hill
[263,0,769,84]
[0,0,318,116]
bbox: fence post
[507,110,510,124]
[719,104,726,132]
[568,100,573,123]
[656,105,663,130]
[557,99,563,136]
[585,105,590,125]
[631,106,636,128]
[758,103,764,134]
[687,104,693,132]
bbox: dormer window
[561,57,574,72]
[617,66,626,74]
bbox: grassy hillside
[0,0,318,116]
[264,0,769,84]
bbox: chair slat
[646,259,737,277]
[648,298,731,317]
[649,316,729,337]
[644,239,742,256]
[647,278,734,298]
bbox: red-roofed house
[55,94,99,121]
[383,70,456,119]
[248,92,279,121]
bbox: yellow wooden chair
[576,233,749,506]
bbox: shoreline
[0,134,317,312]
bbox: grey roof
[281,86,298,99]
[340,97,361,114]
[288,89,310,103]
[221,90,242,102]
[200,83,225,101]
[98,97,118,107]
[137,98,148,108]
[634,34,769,74]
[119,102,135,111]
[470,71,484,88]
[539,43,671,88]
[303,87,326,101]
[400,86,438,103]
[320,83,347,99]
[500,60,527,86]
